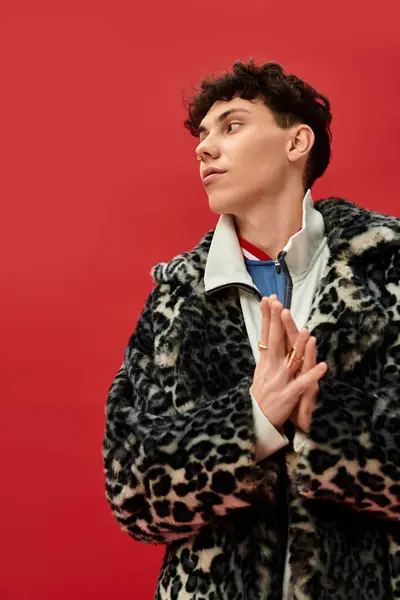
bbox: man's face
[196,96,298,215]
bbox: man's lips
[203,172,227,185]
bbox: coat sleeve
[102,287,279,544]
[296,375,400,521]
[296,251,400,522]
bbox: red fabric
[239,227,302,261]
[238,236,273,260]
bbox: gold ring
[258,342,268,351]
[286,346,304,368]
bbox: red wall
[1,1,399,598]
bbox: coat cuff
[250,386,289,461]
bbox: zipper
[275,251,293,309]
[276,251,294,593]
[206,257,293,307]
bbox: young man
[103,60,400,599]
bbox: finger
[288,362,328,396]
[267,295,279,319]
[298,390,315,430]
[281,309,300,352]
[267,294,278,307]
[286,328,310,372]
[292,391,317,433]
[298,336,317,376]
[300,385,318,414]
[268,300,286,366]
[297,375,318,412]
[259,298,271,356]
[292,338,318,430]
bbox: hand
[279,298,325,432]
[251,296,328,430]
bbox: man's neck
[233,188,305,259]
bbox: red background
[1,1,399,598]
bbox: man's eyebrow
[197,108,251,136]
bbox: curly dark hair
[183,59,332,190]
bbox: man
[103,59,400,599]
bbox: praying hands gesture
[251,294,328,433]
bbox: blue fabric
[244,258,286,304]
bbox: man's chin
[208,195,235,215]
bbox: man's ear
[286,124,315,164]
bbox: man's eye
[198,122,240,142]
[227,122,241,132]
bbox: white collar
[204,188,326,293]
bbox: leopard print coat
[103,197,400,600]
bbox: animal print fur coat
[103,197,400,600]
